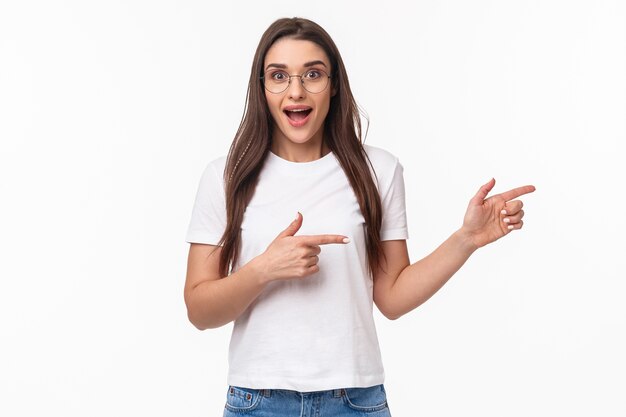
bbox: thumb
[276,212,303,239]
[470,178,496,206]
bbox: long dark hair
[217,17,385,277]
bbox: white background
[1,1,624,416]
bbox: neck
[271,137,330,163]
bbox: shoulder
[196,154,228,190]
[201,154,228,179]
[206,154,228,173]
[362,144,405,194]
[362,144,400,169]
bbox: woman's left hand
[461,178,536,249]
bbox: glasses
[261,68,331,94]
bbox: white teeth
[287,108,309,112]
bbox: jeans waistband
[260,388,345,398]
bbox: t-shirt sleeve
[185,160,227,245]
[380,159,409,241]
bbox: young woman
[184,17,535,416]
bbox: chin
[280,127,318,144]
[289,135,315,144]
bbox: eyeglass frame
[260,68,332,94]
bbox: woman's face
[263,38,334,150]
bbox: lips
[283,105,313,127]
[283,106,312,121]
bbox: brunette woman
[184,17,535,417]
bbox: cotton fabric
[186,144,408,391]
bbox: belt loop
[262,389,271,397]
[333,388,343,398]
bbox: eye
[304,70,322,80]
[269,71,288,82]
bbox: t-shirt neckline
[265,149,337,174]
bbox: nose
[287,75,305,99]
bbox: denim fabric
[222,384,392,416]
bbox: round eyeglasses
[261,68,331,94]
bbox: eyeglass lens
[263,69,330,94]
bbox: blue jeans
[222,384,392,416]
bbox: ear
[331,86,338,97]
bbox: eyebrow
[265,60,328,71]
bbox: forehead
[264,38,330,70]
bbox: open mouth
[284,108,313,122]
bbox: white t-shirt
[185,144,408,392]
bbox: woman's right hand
[256,212,350,282]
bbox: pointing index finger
[298,235,350,245]
[499,185,536,202]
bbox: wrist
[248,253,274,286]
[454,228,480,254]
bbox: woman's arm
[184,243,269,330]
[184,213,348,330]
[373,178,535,320]
[373,234,475,320]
